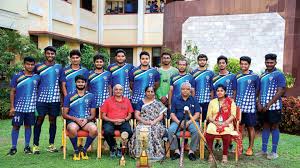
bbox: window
[30,35,38,48]
[110,48,133,64]
[105,0,138,14]
[81,0,93,12]
[152,47,161,67]
[145,0,165,13]
[52,39,65,49]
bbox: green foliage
[0,87,10,119]
[213,57,240,74]
[284,73,296,89]
[56,45,70,67]
[98,47,110,70]
[81,44,95,70]
[184,40,200,68]
[0,29,42,80]
[280,97,300,134]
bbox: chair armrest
[203,120,207,132]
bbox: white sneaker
[267,152,279,160]
[255,151,268,157]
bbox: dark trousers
[103,121,132,151]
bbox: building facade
[0,0,164,66]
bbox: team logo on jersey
[206,76,210,80]
[269,77,273,81]
[104,76,107,80]
[149,73,153,77]
[85,99,89,105]
[125,69,129,73]
[226,79,230,84]
[55,68,59,74]
[248,79,252,84]
[33,80,37,85]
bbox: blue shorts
[200,102,209,122]
[12,112,35,126]
[263,110,281,124]
[241,113,257,127]
[36,102,61,117]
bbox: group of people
[7,45,286,163]
[145,0,165,13]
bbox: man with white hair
[101,84,134,158]
[168,82,201,161]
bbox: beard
[76,86,85,90]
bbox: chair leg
[200,138,205,160]
[235,142,238,162]
[166,141,170,158]
[63,133,66,159]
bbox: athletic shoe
[24,146,33,154]
[110,150,116,158]
[47,144,58,153]
[188,152,197,161]
[117,148,122,157]
[33,145,40,154]
[267,152,279,160]
[80,150,89,160]
[245,148,253,156]
[255,151,267,157]
[7,148,17,156]
[171,152,180,160]
[214,142,222,151]
[73,152,80,161]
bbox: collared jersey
[236,70,260,113]
[61,65,89,95]
[129,66,160,104]
[108,63,134,98]
[63,91,96,119]
[260,68,286,110]
[88,70,111,108]
[171,95,201,121]
[35,63,62,103]
[155,67,178,99]
[191,69,214,103]
[170,73,195,100]
[10,71,40,113]
[213,72,237,98]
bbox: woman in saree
[205,84,238,163]
[129,86,167,160]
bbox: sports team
[7,46,286,163]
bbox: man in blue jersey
[255,54,286,160]
[7,57,40,155]
[213,55,237,151]
[33,46,62,154]
[129,51,160,109]
[108,49,134,99]
[88,54,112,117]
[61,49,89,97]
[236,56,260,156]
[191,54,214,121]
[63,75,98,160]
[168,59,195,108]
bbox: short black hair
[70,49,81,58]
[115,49,126,56]
[197,54,208,61]
[177,58,188,65]
[240,56,251,64]
[139,51,150,59]
[265,53,277,61]
[217,55,228,64]
[23,56,35,64]
[216,84,227,92]
[75,75,87,82]
[144,86,154,92]
[93,53,104,62]
[44,46,56,53]
[161,52,171,58]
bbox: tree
[98,47,110,70]
[81,44,95,70]
[213,57,240,74]
[56,45,70,67]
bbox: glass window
[105,0,138,14]
[81,0,93,12]
[52,39,65,49]
[152,47,161,67]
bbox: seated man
[101,84,133,158]
[168,82,201,161]
[62,75,98,160]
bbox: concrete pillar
[72,0,80,38]
[137,0,144,44]
[97,0,104,44]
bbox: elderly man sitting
[168,82,201,161]
[101,84,134,157]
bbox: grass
[0,118,299,168]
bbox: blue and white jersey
[61,65,89,95]
[63,91,96,119]
[236,70,260,113]
[260,68,286,110]
[213,72,237,98]
[10,71,40,113]
[35,63,62,103]
[129,66,160,104]
[170,73,195,100]
[88,70,111,108]
[108,63,134,98]
[191,69,214,103]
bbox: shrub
[98,48,110,70]
[0,87,10,119]
[213,57,240,74]
[81,44,95,70]
[56,45,70,67]
[280,97,300,134]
